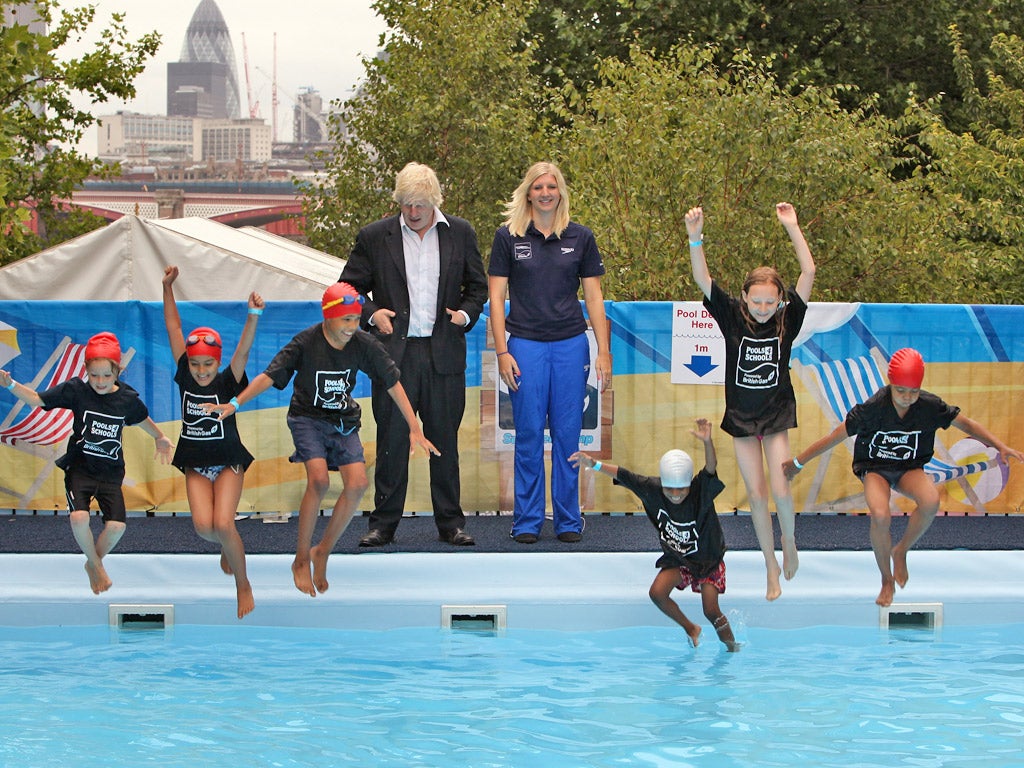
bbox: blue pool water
[2,621,1023,767]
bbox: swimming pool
[2,621,1022,767]
[2,550,1023,765]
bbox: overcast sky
[59,0,388,141]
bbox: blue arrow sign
[684,355,718,377]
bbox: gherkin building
[178,0,241,119]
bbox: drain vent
[109,604,175,630]
[879,602,943,630]
[441,604,507,631]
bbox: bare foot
[876,578,896,606]
[220,551,233,575]
[724,640,742,653]
[766,561,783,601]
[686,625,702,648]
[311,544,330,594]
[85,561,112,595]
[782,537,799,580]
[84,561,102,594]
[892,546,909,588]
[291,559,316,597]
[236,581,255,619]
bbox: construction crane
[255,67,327,142]
[240,32,261,119]
[271,33,278,142]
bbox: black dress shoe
[439,528,475,546]
[359,529,394,547]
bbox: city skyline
[60,0,387,143]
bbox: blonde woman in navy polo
[488,162,612,544]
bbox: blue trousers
[507,333,589,536]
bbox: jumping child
[784,348,1024,606]
[570,418,739,651]
[206,282,438,597]
[686,202,815,601]
[1,332,173,594]
[162,265,262,619]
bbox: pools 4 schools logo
[869,430,921,461]
[180,392,225,440]
[79,410,126,461]
[315,370,354,410]
[736,336,779,389]
[655,509,699,557]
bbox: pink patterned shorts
[675,560,727,594]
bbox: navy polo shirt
[488,221,605,342]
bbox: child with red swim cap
[784,348,1024,607]
[206,282,438,598]
[162,265,263,619]
[1,333,173,595]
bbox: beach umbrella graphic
[0,321,19,368]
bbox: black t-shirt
[171,354,254,472]
[263,324,401,430]
[703,281,807,437]
[39,377,150,482]
[845,386,960,475]
[614,466,727,577]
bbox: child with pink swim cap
[162,265,263,619]
[1,332,173,595]
[784,348,1024,607]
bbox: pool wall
[2,550,1020,630]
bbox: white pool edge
[1,550,1019,630]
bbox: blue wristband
[229,397,241,411]
[689,238,703,248]
[792,457,803,470]
[592,461,603,473]
[248,308,263,316]
[5,380,15,391]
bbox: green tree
[563,46,953,303]
[303,0,547,257]
[0,1,160,263]
[302,0,1019,304]
[918,28,1024,304]
[529,0,1024,122]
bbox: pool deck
[2,512,1022,631]
[3,548,1022,632]
[4,509,1023,554]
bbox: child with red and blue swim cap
[205,282,438,599]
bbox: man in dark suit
[340,162,487,546]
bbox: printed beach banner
[0,300,1020,515]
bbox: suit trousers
[369,338,466,535]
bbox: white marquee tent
[0,215,345,301]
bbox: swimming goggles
[186,334,222,348]
[322,294,365,312]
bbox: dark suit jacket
[339,212,487,376]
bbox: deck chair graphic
[791,348,996,513]
[0,337,134,507]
